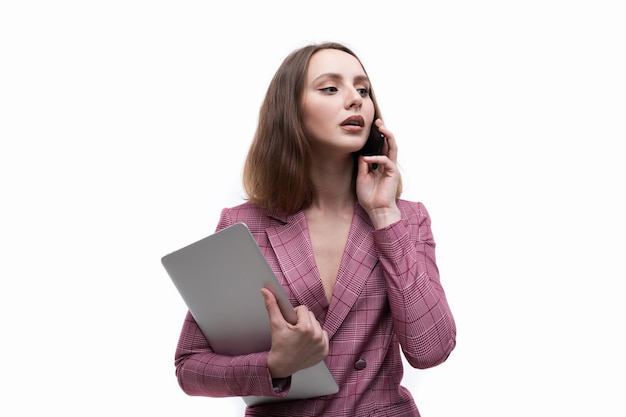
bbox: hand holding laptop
[261,288,330,379]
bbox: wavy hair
[243,42,400,214]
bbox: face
[301,48,375,155]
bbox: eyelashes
[357,88,370,97]
[319,86,338,93]
[318,86,370,97]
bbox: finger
[356,155,370,179]
[261,288,286,328]
[362,155,392,173]
[294,304,315,328]
[309,312,328,339]
[306,311,328,351]
[309,310,322,332]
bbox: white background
[1,1,625,416]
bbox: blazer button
[354,359,367,370]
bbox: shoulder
[220,201,266,218]
[396,199,431,223]
[394,199,436,243]
[216,202,285,233]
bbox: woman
[174,42,456,416]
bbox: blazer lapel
[265,205,379,340]
[323,204,379,339]
[265,211,329,319]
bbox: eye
[357,87,370,97]
[319,86,338,94]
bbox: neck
[307,156,356,213]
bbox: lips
[340,115,365,127]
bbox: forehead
[306,48,366,81]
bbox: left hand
[356,119,402,229]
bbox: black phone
[359,122,386,169]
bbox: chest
[307,217,352,303]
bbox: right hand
[261,288,329,378]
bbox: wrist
[369,207,401,230]
[267,351,290,379]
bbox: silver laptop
[161,222,339,406]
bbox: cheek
[302,99,334,132]
[365,99,376,122]
[305,98,333,121]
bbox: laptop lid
[161,222,339,405]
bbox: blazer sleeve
[372,201,457,369]
[173,209,288,398]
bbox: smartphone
[359,122,386,169]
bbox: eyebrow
[312,73,370,84]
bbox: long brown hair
[243,42,400,214]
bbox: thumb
[356,155,372,179]
[261,287,286,328]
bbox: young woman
[174,42,456,416]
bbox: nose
[346,88,363,109]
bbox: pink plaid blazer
[174,200,456,417]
